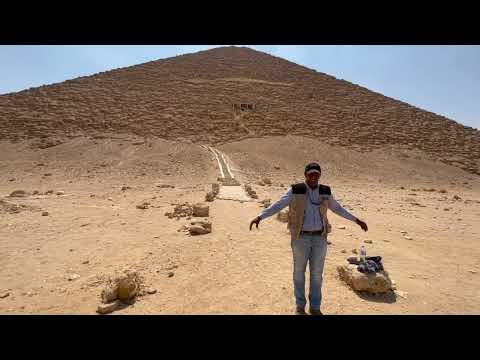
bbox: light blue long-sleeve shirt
[258,185,357,231]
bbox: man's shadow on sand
[354,290,397,304]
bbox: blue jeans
[291,233,328,310]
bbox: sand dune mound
[0,136,218,187]
[219,136,480,189]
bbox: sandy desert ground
[0,135,479,314]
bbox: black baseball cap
[305,162,321,175]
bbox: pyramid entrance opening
[233,103,255,112]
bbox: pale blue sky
[0,45,478,129]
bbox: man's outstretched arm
[250,188,292,230]
[328,196,368,232]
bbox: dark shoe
[295,306,307,315]
[309,308,323,315]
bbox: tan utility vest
[287,183,332,241]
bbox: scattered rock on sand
[404,236,413,240]
[157,184,175,189]
[0,292,10,299]
[391,280,397,290]
[262,178,272,185]
[32,190,39,195]
[169,203,193,218]
[9,190,29,198]
[337,264,393,294]
[121,186,131,191]
[42,211,49,216]
[347,256,360,265]
[277,209,289,223]
[117,278,140,301]
[189,220,212,235]
[44,173,52,177]
[101,285,118,304]
[97,300,121,315]
[56,191,65,195]
[453,195,461,201]
[352,249,358,254]
[261,199,272,208]
[136,202,150,210]
[146,288,157,295]
[67,274,81,281]
[46,190,54,195]
[364,239,373,244]
[189,225,210,235]
[0,200,33,214]
[394,290,408,299]
[168,272,174,278]
[341,249,347,254]
[193,203,209,217]
[101,270,143,305]
[205,191,215,202]
[244,184,259,199]
[337,225,346,230]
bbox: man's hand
[250,216,261,230]
[356,218,368,232]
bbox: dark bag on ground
[356,256,384,273]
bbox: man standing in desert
[249,162,368,315]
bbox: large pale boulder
[337,264,392,294]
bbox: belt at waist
[300,230,323,235]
